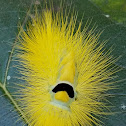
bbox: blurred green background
[91,0,126,25]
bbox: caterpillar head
[50,52,77,110]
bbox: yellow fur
[16,8,117,126]
[60,52,75,83]
[55,91,69,102]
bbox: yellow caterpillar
[16,5,118,126]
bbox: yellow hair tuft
[15,5,118,126]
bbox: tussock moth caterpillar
[12,1,120,126]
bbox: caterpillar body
[15,4,118,126]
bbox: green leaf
[0,0,126,126]
[0,0,34,125]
